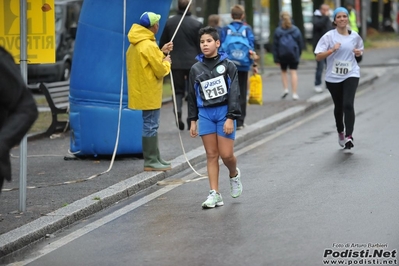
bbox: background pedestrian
[126,11,173,171]
[220,5,257,130]
[159,0,202,130]
[345,0,359,33]
[0,46,38,191]
[207,14,222,36]
[312,3,332,93]
[273,11,303,100]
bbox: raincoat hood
[128,24,156,45]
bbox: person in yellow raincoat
[126,11,173,171]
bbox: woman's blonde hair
[280,11,292,29]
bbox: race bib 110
[332,59,352,75]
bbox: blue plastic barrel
[69,0,172,156]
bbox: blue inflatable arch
[69,0,173,156]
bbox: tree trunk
[244,0,254,27]
[291,0,305,46]
[370,0,380,30]
[204,0,220,26]
[269,0,280,48]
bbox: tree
[203,0,220,26]
[269,0,280,47]
[291,0,305,46]
[244,0,254,28]
[370,0,380,30]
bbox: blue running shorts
[198,105,236,140]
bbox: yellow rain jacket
[348,10,359,33]
[126,24,171,110]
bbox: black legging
[325,77,359,137]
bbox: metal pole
[257,0,265,73]
[19,0,28,212]
[361,0,368,38]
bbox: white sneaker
[281,89,289,99]
[230,168,243,198]
[338,132,345,147]
[314,85,323,93]
[292,93,299,100]
[202,190,224,208]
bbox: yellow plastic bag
[248,73,263,105]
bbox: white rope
[168,0,206,178]
[4,1,206,192]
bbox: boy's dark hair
[198,26,219,41]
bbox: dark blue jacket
[272,25,303,64]
[187,52,241,121]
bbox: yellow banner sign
[0,0,55,63]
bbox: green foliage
[269,0,280,45]
[203,0,220,26]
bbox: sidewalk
[0,55,390,257]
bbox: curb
[0,70,381,258]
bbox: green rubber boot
[154,134,171,167]
[142,136,171,171]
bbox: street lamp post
[19,0,28,212]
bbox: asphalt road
[3,59,399,266]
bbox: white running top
[315,29,364,83]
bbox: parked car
[219,13,271,51]
[28,0,83,84]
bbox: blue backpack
[278,32,299,61]
[221,24,252,67]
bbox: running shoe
[281,89,289,99]
[314,85,323,93]
[202,190,224,208]
[344,136,354,149]
[292,93,299,100]
[230,168,243,198]
[338,132,345,147]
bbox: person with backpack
[273,11,303,100]
[220,4,257,130]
